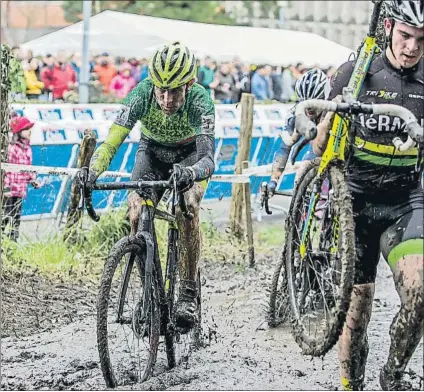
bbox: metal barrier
[7,103,311,220]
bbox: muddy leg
[382,253,424,389]
[176,182,205,281]
[128,191,142,236]
[338,283,375,391]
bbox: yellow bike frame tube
[300,35,378,258]
[319,35,378,175]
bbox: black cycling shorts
[131,136,197,203]
[352,187,424,284]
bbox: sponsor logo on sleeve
[201,114,215,135]
[114,104,131,127]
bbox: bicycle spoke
[289,173,347,341]
[98,242,160,387]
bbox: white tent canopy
[22,10,354,67]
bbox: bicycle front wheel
[285,159,355,357]
[97,236,160,388]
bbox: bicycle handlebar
[295,99,423,152]
[79,176,194,222]
[92,181,170,191]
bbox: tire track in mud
[1,257,423,390]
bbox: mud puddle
[1,269,97,339]
[1,257,423,390]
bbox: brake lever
[78,183,85,211]
[260,182,273,215]
[171,164,194,220]
[76,170,86,211]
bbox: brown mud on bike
[264,91,423,357]
[78,164,202,388]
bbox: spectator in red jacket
[2,117,41,242]
[40,52,76,101]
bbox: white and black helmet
[384,0,424,27]
[295,69,330,101]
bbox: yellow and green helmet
[149,42,197,89]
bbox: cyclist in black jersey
[313,1,424,390]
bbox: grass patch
[200,220,285,263]
[2,206,285,283]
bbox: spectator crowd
[12,46,337,104]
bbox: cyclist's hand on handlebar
[76,167,98,190]
[173,164,195,192]
[411,129,424,145]
[332,94,343,104]
[268,180,278,198]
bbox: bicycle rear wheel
[268,246,290,328]
[285,160,355,357]
[97,236,160,388]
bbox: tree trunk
[1,44,12,203]
[63,129,96,243]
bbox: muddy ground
[1,255,423,391]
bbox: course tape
[1,163,254,184]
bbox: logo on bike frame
[366,90,399,100]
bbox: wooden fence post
[63,129,96,242]
[229,93,254,240]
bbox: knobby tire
[285,159,355,357]
[97,236,160,388]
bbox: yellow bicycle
[267,0,384,339]
[267,0,423,356]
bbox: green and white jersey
[116,78,215,145]
[90,78,215,176]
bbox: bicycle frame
[131,182,193,332]
[298,1,383,258]
[80,172,193,328]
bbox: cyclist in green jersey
[85,42,216,330]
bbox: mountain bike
[266,0,384,341]
[78,164,202,388]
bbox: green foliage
[2,206,131,281]
[9,58,26,94]
[2,204,285,282]
[84,205,130,256]
[62,0,235,25]
[1,44,26,94]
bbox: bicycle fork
[299,182,321,259]
[300,181,340,260]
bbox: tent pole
[79,0,92,104]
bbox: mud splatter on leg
[176,183,205,281]
[338,284,375,390]
[128,191,142,236]
[384,254,424,382]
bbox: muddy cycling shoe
[380,366,412,391]
[342,375,365,391]
[175,280,198,332]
